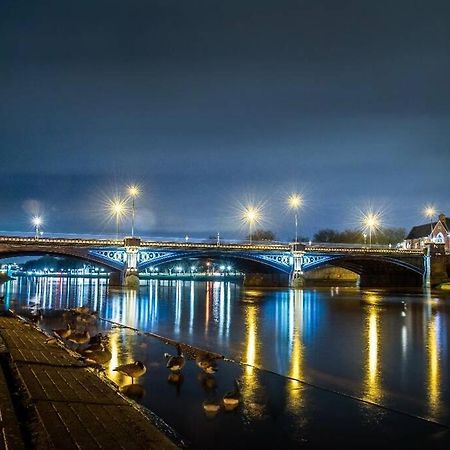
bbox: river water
[1,277,449,448]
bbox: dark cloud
[1,0,449,239]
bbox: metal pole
[116,214,119,240]
[295,212,298,242]
[131,197,135,237]
[249,222,252,244]
[369,228,372,248]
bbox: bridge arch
[138,249,292,274]
[0,248,123,273]
[302,254,424,287]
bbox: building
[404,213,450,251]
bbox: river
[1,276,449,448]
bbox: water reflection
[286,289,304,411]
[2,276,450,427]
[362,293,382,403]
[241,303,265,418]
[427,309,441,416]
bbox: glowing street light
[288,193,303,242]
[32,216,42,239]
[423,205,436,237]
[127,185,140,237]
[109,198,127,239]
[362,212,381,248]
[242,205,262,244]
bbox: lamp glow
[108,197,128,239]
[288,193,303,242]
[241,205,262,243]
[423,205,436,237]
[361,210,382,248]
[32,216,42,239]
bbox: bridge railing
[0,233,424,254]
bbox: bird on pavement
[52,324,72,339]
[67,330,90,346]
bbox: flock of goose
[50,305,241,415]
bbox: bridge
[0,235,448,288]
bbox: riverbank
[0,312,179,449]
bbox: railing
[0,233,424,254]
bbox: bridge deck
[0,315,178,449]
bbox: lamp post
[128,185,140,237]
[364,213,379,248]
[110,199,126,239]
[288,193,303,242]
[424,205,436,241]
[32,216,42,239]
[242,205,261,244]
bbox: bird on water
[165,344,185,373]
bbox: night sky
[1,0,449,240]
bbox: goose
[52,324,72,339]
[223,379,241,410]
[113,361,146,383]
[80,343,112,365]
[30,309,43,324]
[203,399,221,417]
[68,330,90,345]
[88,333,107,346]
[164,344,185,373]
[196,353,218,374]
[73,306,91,314]
[76,311,98,325]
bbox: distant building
[404,213,450,251]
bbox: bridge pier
[423,243,449,287]
[123,237,141,288]
[290,242,305,288]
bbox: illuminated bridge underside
[302,254,423,275]
[0,236,434,286]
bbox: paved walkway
[0,314,179,449]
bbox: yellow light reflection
[427,312,441,417]
[286,289,304,411]
[107,331,122,385]
[241,304,264,418]
[363,297,382,403]
[205,281,212,335]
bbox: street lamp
[423,205,436,239]
[364,213,380,248]
[127,185,140,237]
[32,216,42,239]
[110,198,127,239]
[242,205,262,244]
[288,193,303,242]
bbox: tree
[248,229,276,241]
[313,229,340,243]
[313,227,407,245]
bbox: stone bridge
[0,236,448,288]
